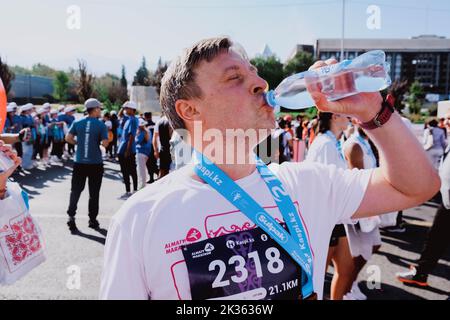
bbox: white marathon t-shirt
[99,162,373,300]
[305,133,347,169]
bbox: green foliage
[120,65,127,88]
[53,71,69,101]
[133,57,150,86]
[76,60,94,103]
[11,65,31,75]
[406,113,426,124]
[250,56,284,90]
[31,63,58,78]
[94,73,128,106]
[11,63,57,78]
[407,80,424,114]
[283,52,314,76]
[148,57,168,95]
[428,103,438,117]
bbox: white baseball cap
[6,105,15,112]
[122,101,137,110]
[37,108,45,115]
[138,118,147,127]
[43,102,51,109]
[7,102,17,109]
[21,103,34,112]
[65,106,76,113]
[50,109,58,115]
[84,98,103,111]
[58,105,66,112]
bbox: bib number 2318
[182,226,306,300]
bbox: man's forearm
[65,134,77,145]
[0,134,19,145]
[367,112,440,198]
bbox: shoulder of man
[112,169,188,225]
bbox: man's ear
[175,99,201,124]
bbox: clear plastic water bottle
[0,151,14,173]
[265,50,391,111]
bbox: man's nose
[250,74,268,95]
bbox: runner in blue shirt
[117,101,138,199]
[65,98,109,233]
[135,118,152,190]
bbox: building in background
[314,35,450,98]
[129,85,161,113]
[9,74,54,102]
[288,44,315,60]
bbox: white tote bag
[0,182,46,285]
[379,212,398,228]
[358,216,381,233]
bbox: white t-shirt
[305,133,347,169]
[99,162,373,300]
[342,134,377,170]
[104,120,112,130]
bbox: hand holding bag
[0,182,46,285]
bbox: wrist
[359,95,396,130]
[355,94,383,123]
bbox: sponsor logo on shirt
[188,242,215,259]
[186,228,202,242]
[164,228,202,255]
[256,213,288,244]
[164,239,188,255]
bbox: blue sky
[1,0,449,80]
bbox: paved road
[1,158,449,300]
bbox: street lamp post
[341,0,346,62]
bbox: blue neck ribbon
[193,150,314,299]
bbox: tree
[284,52,314,77]
[94,73,128,107]
[53,71,69,101]
[31,63,57,78]
[0,57,15,96]
[133,57,150,86]
[149,57,168,95]
[76,60,94,102]
[250,56,284,90]
[407,80,424,114]
[120,65,127,88]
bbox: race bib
[182,225,307,300]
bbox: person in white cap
[65,98,109,233]
[4,104,17,133]
[135,118,151,190]
[3,103,24,158]
[59,105,77,158]
[19,103,36,170]
[48,109,65,163]
[117,101,138,199]
[34,108,50,165]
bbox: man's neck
[189,140,258,182]
[191,162,257,183]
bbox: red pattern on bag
[4,216,42,266]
